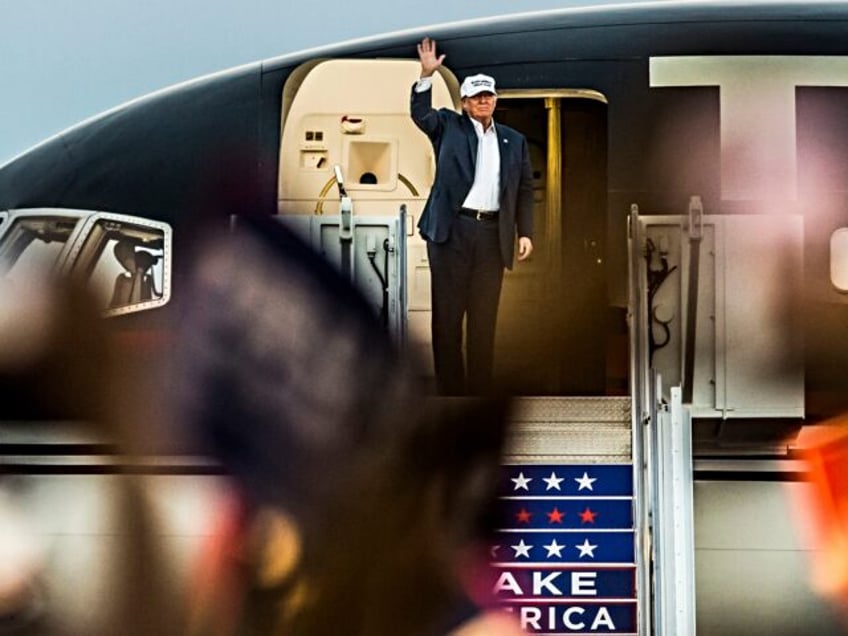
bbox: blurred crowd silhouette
[0,214,523,635]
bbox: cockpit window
[69,217,171,315]
[0,210,172,318]
[0,216,80,281]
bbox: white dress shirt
[415,77,501,211]
[462,117,500,212]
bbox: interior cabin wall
[495,98,611,396]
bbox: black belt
[459,207,499,221]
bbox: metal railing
[629,205,697,635]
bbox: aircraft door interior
[278,59,458,368]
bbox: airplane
[1,1,847,633]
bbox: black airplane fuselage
[1,1,848,417]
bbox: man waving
[411,37,535,395]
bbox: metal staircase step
[506,397,632,463]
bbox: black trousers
[426,215,504,395]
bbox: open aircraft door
[277,59,460,360]
[277,60,612,395]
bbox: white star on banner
[491,545,500,558]
[511,472,532,491]
[543,539,565,558]
[511,539,533,558]
[576,539,598,559]
[543,471,564,491]
[575,472,597,491]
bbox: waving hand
[417,37,445,78]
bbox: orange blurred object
[798,418,848,612]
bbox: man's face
[462,92,497,124]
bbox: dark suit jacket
[410,84,534,269]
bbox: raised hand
[417,37,445,78]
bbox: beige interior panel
[278,59,456,218]
[278,59,458,350]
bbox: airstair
[496,380,695,635]
[275,195,698,635]
[487,201,705,635]
[497,397,637,634]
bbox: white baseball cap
[460,74,497,98]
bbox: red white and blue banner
[492,464,636,634]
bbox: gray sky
[0,0,653,165]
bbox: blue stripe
[492,530,635,563]
[491,567,636,599]
[501,465,633,497]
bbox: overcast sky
[0,0,666,165]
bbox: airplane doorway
[494,94,611,396]
[276,60,615,397]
